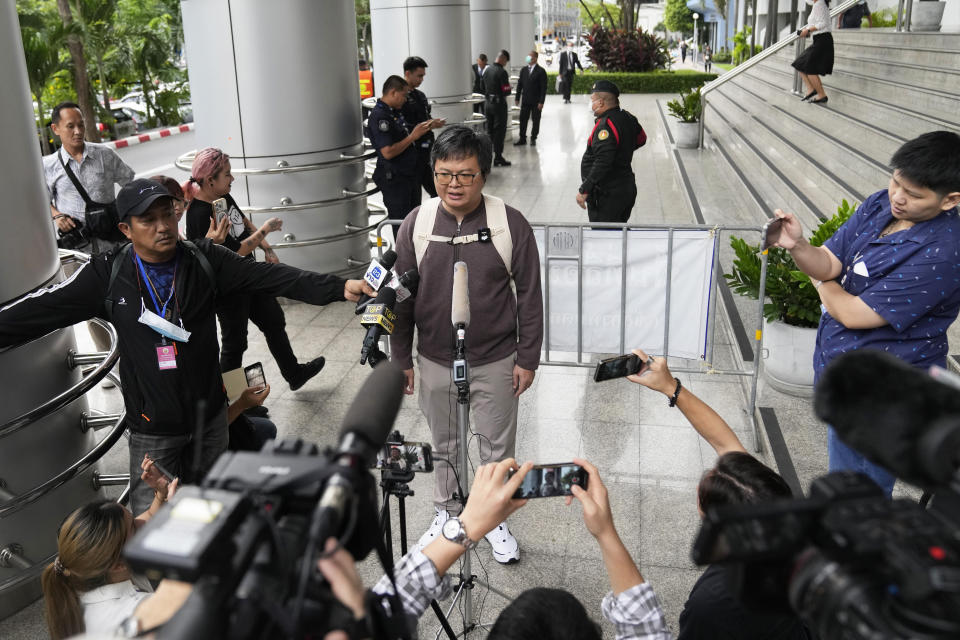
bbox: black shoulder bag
[58,151,123,242]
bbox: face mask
[525,55,532,64]
[139,305,191,342]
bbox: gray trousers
[418,352,518,512]
[126,403,228,513]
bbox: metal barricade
[373,219,770,448]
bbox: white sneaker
[415,508,450,551]
[484,521,520,564]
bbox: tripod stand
[379,469,457,640]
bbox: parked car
[95,107,137,139]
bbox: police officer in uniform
[368,75,433,220]
[483,49,512,167]
[402,56,444,199]
[576,80,647,224]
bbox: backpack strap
[104,243,132,322]
[58,150,95,207]
[181,240,217,295]
[412,197,442,268]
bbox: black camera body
[692,351,960,640]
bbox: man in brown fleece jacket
[391,126,543,564]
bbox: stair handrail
[697,0,864,147]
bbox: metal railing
[698,0,864,147]
[896,0,914,31]
[175,148,375,175]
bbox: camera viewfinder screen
[513,464,586,499]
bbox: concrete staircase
[687,29,960,234]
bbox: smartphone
[510,463,587,499]
[593,353,647,382]
[761,217,785,251]
[212,198,229,225]
[374,441,434,473]
[243,362,266,392]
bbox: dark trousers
[518,102,542,141]
[561,72,574,101]
[486,99,508,156]
[217,292,299,381]
[586,183,638,224]
[417,151,437,198]
[377,172,421,220]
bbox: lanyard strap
[134,254,177,318]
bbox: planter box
[912,1,946,31]
[762,318,818,396]
[675,121,700,148]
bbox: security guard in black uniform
[483,49,512,167]
[368,75,433,220]
[402,56,444,198]
[577,80,647,224]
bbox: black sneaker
[530,138,536,146]
[513,139,527,146]
[494,157,512,167]
[288,356,326,391]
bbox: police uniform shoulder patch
[378,120,390,132]
[598,129,609,141]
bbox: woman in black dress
[792,0,834,104]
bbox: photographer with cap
[576,81,647,225]
[0,178,373,513]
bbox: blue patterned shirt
[815,189,960,381]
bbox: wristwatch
[441,517,477,549]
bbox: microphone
[355,267,419,314]
[361,249,398,292]
[359,287,397,365]
[452,261,470,328]
[814,350,960,488]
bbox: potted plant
[912,0,946,31]
[724,200,855,395]
[666,86,701,148]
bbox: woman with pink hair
[184,148,325,393]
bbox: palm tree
[56,0,101,142]
[19,13,67,155]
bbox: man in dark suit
[471,53,488,115]
[558,41,584,104]
[514,50,547,147]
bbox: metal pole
[577,225,584,364]
[663,229,675,360]
[456,399,472,632]
[749,249,770,452]
[705,229,722,366]
[619,228,629,355]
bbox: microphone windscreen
[372,286,397,307]
[451,261,470,327]
[340,361,404,450]
[814,350,960,487]
[380,250,398,270]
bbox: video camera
[124,363,413,640]
[692,351,960,640]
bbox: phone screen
[213,198,229,225]
[594,354,645,382]
[244,362,266,390]
[510,463,587,499]
[374,442,434,473]
[761,218,785,251]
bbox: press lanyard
[134,254,177,320]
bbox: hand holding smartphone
[212,198,229,226]
[594,353,649,382]
[244,362,266,394]
[509,463,588,499]
[761,217,786,251]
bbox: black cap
[591,80,620,97]
[116,179,174,220]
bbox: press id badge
[156,343,177,370]
[138,306,191,343]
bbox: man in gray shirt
[43,101,135,356]
[391,126,543,565]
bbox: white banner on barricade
[535,227,717,361]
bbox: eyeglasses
[434,171,481,186]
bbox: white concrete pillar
[370,0,474,128]
[510,0,537,72]
[180,0,369,275]
[471,0,511,63]
[0,1,100,619]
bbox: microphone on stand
[359,287,397,366]
[451,261,469,382]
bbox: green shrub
[870,8,898,27]
[546,70,717,94]
[712,50,732,63]
[586,24,669,72]
[666,87,702,123]
[724,200,857,327]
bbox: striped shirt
[42,143,135,220]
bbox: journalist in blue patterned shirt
[316,458,672,639]
[770,131,960,496]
